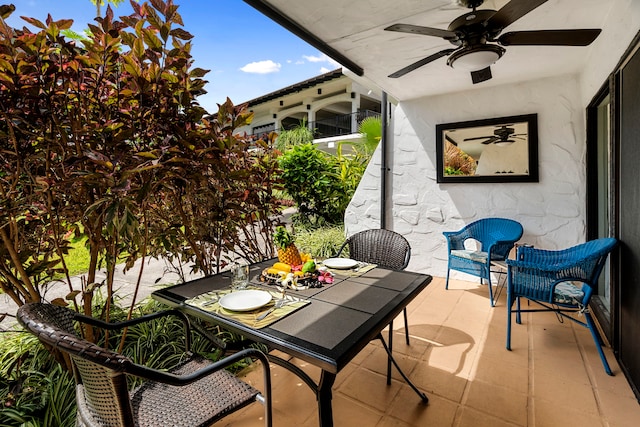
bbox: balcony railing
[310,109,380,139]
[247,110,380,142]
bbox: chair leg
[486,270,495,307]
[445,268,451,290]
[403,308,410,345]
[506,301,512,350]
[585,313,613,375]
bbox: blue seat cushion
[451,250,488,263]
[553,281,584,305]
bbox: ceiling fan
[385,0,602,83]
[463,125,526,145]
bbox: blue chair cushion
[451,249,488,263]
[553,281,584,305]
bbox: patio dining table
[151,258,432,427]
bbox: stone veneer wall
[345,74,588,277]
[345,0,639,278]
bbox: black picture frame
[435,113,539,183]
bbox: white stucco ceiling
[246,0,617,101]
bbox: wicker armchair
[443,218,523,306]
[506,237,617,375]
[17,303,272,427]
[335,228,412,383]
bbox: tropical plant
[90,0,128,17]
[357,115,382,155]
[275,119,314,151]
[444,140,477,175]
[0,331,76,426]
[295,224,345,258]
[0,297,256,426]
[0,1,281,338]
[278,143,346,227]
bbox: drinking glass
[231,263,250,290]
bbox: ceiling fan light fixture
[447,44,505,71]
[494,140,515,147]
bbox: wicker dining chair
[443,217,524,306]
[335,228,412,383]
[17,303,272,427]
[506,237,617,375]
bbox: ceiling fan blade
[388,49,455,78]
[487,0,549,29]
[384,23,457,40]
[464,135,494,141]
[498,29,602,46]
[445,134,458,146]
[481,137,501,145]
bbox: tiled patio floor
[218,276,640,426]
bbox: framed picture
[435,113,538,183]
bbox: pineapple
[274,226,302,266]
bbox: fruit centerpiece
[260,226,333,289]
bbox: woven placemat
[186,289,309,329]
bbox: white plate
[218,290,272,312]
[323,258,359,269]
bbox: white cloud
[319,67,331,74]
[240,60,281,74]
[303,54,327,63]
[302,54,341,69]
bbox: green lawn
[58,237,91,277]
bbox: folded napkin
[186,289,309,329]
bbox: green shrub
[0,332,75,427]
[278,143,346,227]
[295,225,345,258]
[0,0,281,326]
[0,298,256,426]
[275,119,314,151]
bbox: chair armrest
[334,240,349,258]
[507,245,602,275]
[443,229,471,251]
[76,309,190,331]
[127,347,271,387]
[76,309,193,352]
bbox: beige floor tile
[359,345,420,382]
[338,368,403,410]
[457,406,524,427]
[331,394,383,426]
[533,374,598,414]
[473,355,529,394]
[533,397,604,427]
[410,362,469,402]
[464,379,528,425]
[217,276,640,427]
[386,387,457,426]
[596,390,640,427]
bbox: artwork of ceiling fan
[385,0,602,83]
[464,125,526,144]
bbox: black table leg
[387,319,394,385]
[318,370,336,427]
[377,332,429,403]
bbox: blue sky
[5,0,340,113]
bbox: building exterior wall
[346,0,640,279]
[347,74,588,277]
[236,72,381,139]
